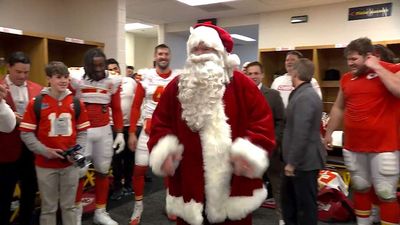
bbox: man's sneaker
[93,208,118,225]
[261,198,276,209]
[279,219,285,225]
[76,204,83,225]
[123,186,134,196]
[370,205,380,224]
[110,189,123,201]
[129,201,143,225]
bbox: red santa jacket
[148,71,275,225]
[0,79,42,163]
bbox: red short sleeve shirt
[341,62,400,152]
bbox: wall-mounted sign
[197,18,217,25]
[348,3,392,21]
[291,15,308,24]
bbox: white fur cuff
[149,135,184,176]
[231,138,269,178]
[166,193,204,225]
[226,187,268,221]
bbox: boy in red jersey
[20,61,90,225]
[324,37,400,225]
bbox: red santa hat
[187,22,240,68]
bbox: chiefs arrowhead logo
[366,73,378,79]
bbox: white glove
[113,133,125,154]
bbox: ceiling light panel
[177,0,236,6]
[231,34,256,42]
[125,23,153,31]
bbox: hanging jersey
[318,170,349,196]
[341,62,400,152]
[20,93,90,168]
[69,68,123,129]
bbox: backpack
[317,186,355,222]
[33,94,81,122]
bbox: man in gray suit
[281,58,326,225]
[246,61,285,225]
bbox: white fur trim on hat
[187,26,225,56]
[226,53,240,69]
[149,135,183,176]
[230,138,269,178]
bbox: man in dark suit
[0,52,42,225]
[246,61,285,225]
[281,58,326,225]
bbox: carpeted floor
[82,175,357,225]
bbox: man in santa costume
[148,23,276,225]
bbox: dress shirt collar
[5,75,27,87]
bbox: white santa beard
[178,53,228,131]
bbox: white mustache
[188,53,220,64]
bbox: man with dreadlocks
[69,48,125,225]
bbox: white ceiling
[126,0,354,37]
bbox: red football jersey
[341,62,400,152]
[20,93,90,168]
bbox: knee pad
[342,149,358,171]
[378,152,399,176]
[94,161,111,174]
[351,175,371,191]
[135,153,149,166]
[375,182,396,200]
[373,152,399,200]
[135,145,149,166]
